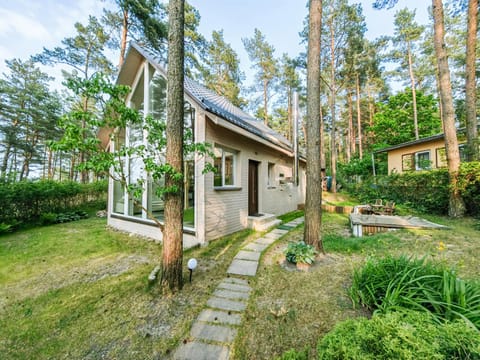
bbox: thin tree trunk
[304,0,323,253]
[119,9,129,68]
[263,79,269,126]
[465,0,478,161]
[287,89,292,141]
[1,144,11,178]
[407,42,419,140]
[161,0,185,291]
[347,91,353,161]
[432,0,465,218]
[329,12,337,193]
[355,73,363,159]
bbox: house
[105,43,306,248]
[376,130,473,174]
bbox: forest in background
[0,0,478,184]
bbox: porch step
[247,213,281,231]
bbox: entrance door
[248,160,259,215]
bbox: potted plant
[284,241,317,271]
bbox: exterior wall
[108,215,198,248]
[204,119,305,241]
[387,138,448,174]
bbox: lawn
[0,217,260,359]
[232,212,480,359]
[1,210,479,359]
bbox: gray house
[106,43,306,248]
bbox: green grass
[0,217,260,359]
[232,212,480,359]
[2,209,479,360]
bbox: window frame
[415,150,431,170]
[213,145,239,189]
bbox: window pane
[416,151,430,170]
[214,147,223,186]
[224,152,234,186]
[149,72,167,123]
[113,180,124,214]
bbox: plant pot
[296,262,311,272]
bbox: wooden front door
[248,160,259,215]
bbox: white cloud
[0,8,51,41]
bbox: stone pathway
[173,217,304,360]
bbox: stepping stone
[214,288,250,300]
[243,242,269,252]
[277,224,294,230]
[217,281,251,293]
[264,232,283,240]
[197,309,242,325]
[222,277,249,286]
[235,250,261,261]
[227,259,259,276]
[173,341,229,360]
[190,322,237,343]
[270,229,288,236]
[207,296,246,312]
[255,237,276,246]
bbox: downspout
[293,91,299,186]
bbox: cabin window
[436,147,447,168]
[214,146,237,187]
[402,153,414,171]
[267,162,276,187]
[415,151,431,170]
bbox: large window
[214,146,236,187]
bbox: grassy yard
[1,209,479,359]
[0,217,260,359]
[232,212,480,359]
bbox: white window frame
[214,146,237,188]
[415,150,431,170]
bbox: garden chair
[383,201,395,215]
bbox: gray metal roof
[123,42,292,152]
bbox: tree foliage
[0,59,63,181]
[370,89,442,148]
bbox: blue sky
[0,0,429,88]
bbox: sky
[0,0,430,89]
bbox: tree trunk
[432,0,465,218]
[329,13,337,193]
[304,0,323,253]
[407,42,419,140]
[355,73,363,159]
[347,91,353,162]
[263,79,269,126]
[118,9,129,68]
[161,0,185,292]
[465,0,478,161]
[1,144,11,178]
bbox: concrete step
[247,213,281,231]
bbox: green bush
[350,255,480,330]
[0,180,106,228]
[317,310,480,359]
[284,241,317,264]
[344,161,480,216]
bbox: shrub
[350,255,480,330]
[344,161,480,216]
[284,241,317,264]
[0,180,106,228]
[317,310,480,359]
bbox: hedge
[343,162,480,216]
[0,179,107,227]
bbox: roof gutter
[207,113,294,157]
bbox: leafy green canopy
[370,89,442,148]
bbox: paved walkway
[173,217,304,360]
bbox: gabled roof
[118,42,292,152]
[375,132,446,153]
